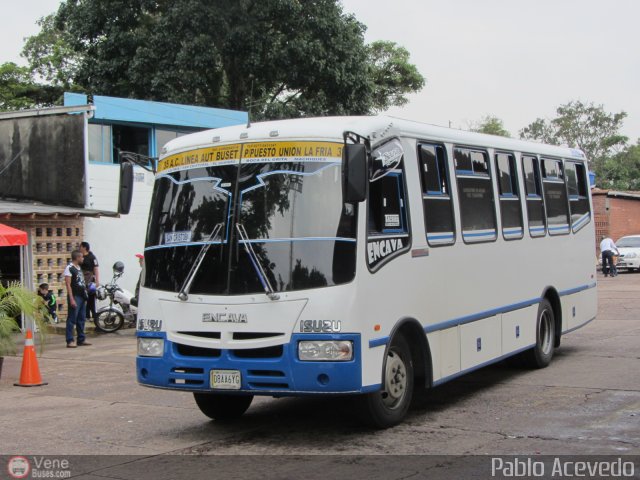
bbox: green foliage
[21,14,80,89]
[367,41,425,112]
[0,282,48,357]
[601,140,640,190]
[471,115,510,137]
[519,100,628,179]
[28,0,424,119]
[0,62,63,111]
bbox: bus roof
[161,115,587,162]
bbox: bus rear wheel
[357,334,414,428]
[523,298,555,368]
[193,393,253,421]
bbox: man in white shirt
[600,236,619,277]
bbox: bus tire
[523,298,555,369]
[193,393,253,421]
[357,334,414,428]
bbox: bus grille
[231,345,283,359]
[176,343,221,357]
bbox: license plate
[210,370,241,390]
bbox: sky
[2,0,638,141]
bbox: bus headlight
[298,340,353,361]
[138,338,164,357]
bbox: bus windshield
[143,156,357,295]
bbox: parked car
[615,235,640,272]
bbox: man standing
[65,250,92,348]
[600,236,619,277]
[80,241,100,320]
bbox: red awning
[0,223,28,247]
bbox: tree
[0,62,60,111]
[601,141,640,190]
[367,41,425,112]
[520,100,628,177]
[33,0,424,119]
[470,115,510,137]
[21,14,80,89]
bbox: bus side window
[454,147,497,243]
[496,152,523,240]
[522,155,546,237]
[565,160,591,232]
[541,157,570,235]
[418,143,455,245]
[368,172,407,234]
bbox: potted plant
[0,281,48,379]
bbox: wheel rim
[98,311,120,330]
[539,309,553,355]
[381,349,408,409]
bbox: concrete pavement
[0,271,638,475]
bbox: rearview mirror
[342,144,368,203]
[118,162,134,214]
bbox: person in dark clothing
[79,241,100,319]
[37,282,58,323]
[65,250,91,348]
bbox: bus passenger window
[565,161,591,232]
[419,143,455,245]
[367,139,411,270]
[454,147,497,243]
[496,152,523,240]
[368,173,406,234]
[522,155,546,237]
[541,158,570,235]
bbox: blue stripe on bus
[462,231,496,238]
[240,237,357,244]
[368,282,597,348]
[432,343,536,386]
[548,225,569,232]
[559,283,596,296]
[562,316,596,334]
[427,233,455,240]
[572,213,591,229]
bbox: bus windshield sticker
[371,139,404,182]
[165,231,192,245]
[158,144,242,173]
[385,214,400,227]
[241,141,343,164]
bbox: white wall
[84,163,154,293]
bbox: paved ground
[0,272,638,477]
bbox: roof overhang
[0,200,119,219]
[0,105,95,120]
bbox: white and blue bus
[130,116,597,427]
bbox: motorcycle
[94,261,138,333]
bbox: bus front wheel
[523,298,555,368]
[193,393,253,421]
[357,334,414,428]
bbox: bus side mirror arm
[342,137,369,204]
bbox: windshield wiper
[235,223,280,301]
[177,223,223,301]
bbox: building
[0,94,247,313]
[592,188,640,249]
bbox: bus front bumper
[136,332,377,395]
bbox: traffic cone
[14,329,48,387]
